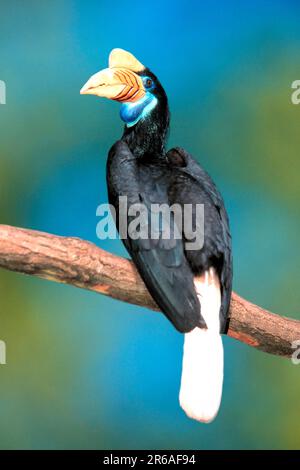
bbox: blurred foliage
[0,0,300,449]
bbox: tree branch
[0,224,299,358]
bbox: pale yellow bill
[80,48,146,103]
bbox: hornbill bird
[81,49,232,423]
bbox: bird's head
[80,48,168,129]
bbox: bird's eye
[144,77,153,89]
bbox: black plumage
[106,67,232,333]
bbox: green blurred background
[0,0,300,449]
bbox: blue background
[0,0,300,449]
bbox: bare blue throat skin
[120,93,158,127]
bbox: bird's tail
[179,268,223,423]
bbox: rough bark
[0,224,299,358]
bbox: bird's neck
[122,106,170,159]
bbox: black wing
[166,147,233,333]
[106,141,204,333]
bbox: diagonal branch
[0,224,299,358]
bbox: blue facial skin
[119,76,158,127]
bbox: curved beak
[80,67,146,103]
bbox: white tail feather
[179,268,223,423]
